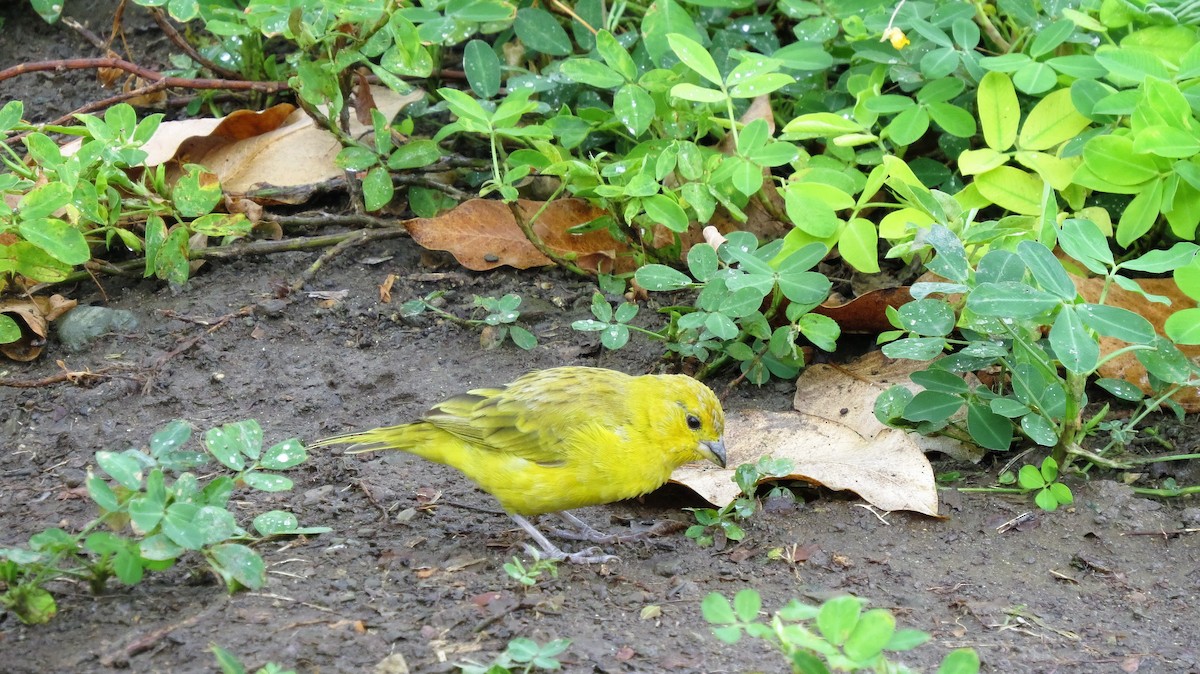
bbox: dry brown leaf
[813,287,913,334]
[379,273,397,303]
[192,87,425,201]
[794,350,984,462]
[0,294,78,361]
[671,408,939,516]
[1076,276,1200,410]
[405,198,631,272]
[59,86,422,205]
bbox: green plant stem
[694,351,731,381]
[723,89,739,148]
[1131,485,1200,497]
[1093,381,1191,457]
[954,486,1028,494]
[1069,445,1200,470]
[1094,343,1155,369]
[30,228,410,292]
[971,0,1012,52]
[503,199,590,278]
[1053,370,1085,467]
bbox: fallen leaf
[813,287,914,334]
[639,605,661,620]
[372,653,410,674]
[672,408,940,516]
[380,273,397,303]
[793,350,983,462]
[405,198,631,272]
[1076,276,1200,410]
[0,294,78,361]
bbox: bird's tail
[309,422,448,460]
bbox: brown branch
[3,58,290,145]
[504,200,589,277]
[148,8,243,80]
[266,213,399,230]
[28,227,412,294]
[287,228,376,294]
[0,364,133,389]
[0,57,288,92]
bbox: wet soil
[2,3,1199,673]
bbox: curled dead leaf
[0,294,78,361]
[813,287,914,334]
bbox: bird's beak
[699,438,727,468]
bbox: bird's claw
[523,543,618,564]
[565,547,620,564]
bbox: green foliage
[212,644,296,674]
[628,234,838,384]
[0,420,329,625]
[702,589,980,674]
[875,220,1200,495]
[1017,458,1075,512]
[572,291,641,350]
[12,0,1200,394]
[686,456,793,547]
[503,550,560,587]
[458,637,570,674]
[403,292,538,350]
[0,101,248,300]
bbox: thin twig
[1121,528,1199,537]
[148,8,242,79]
[0,365,134,389]
[287,229,373,294]
[29,227,411,293]
[394,173,472,201]
[99,598,228,667]
[0,58,288,92]
[504,200,589,277]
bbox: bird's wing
[422,371,629,466]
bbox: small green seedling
[1018,457,1074,511]
[0,419,329,625]
[458,637,571,674]
[686,456,794,547]
[212,644,297,674]
[503,550,560,587]
[702,589,980,673]
[402,292,537,350]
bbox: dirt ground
[2,3,1200,673]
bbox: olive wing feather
[421,369,632,466]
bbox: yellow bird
[311,366,726,563]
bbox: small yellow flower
[882,27,910,50]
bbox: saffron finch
[312,366,726,563]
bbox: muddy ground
[2,3,1199,673]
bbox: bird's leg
[509,514,619,564]
[550,511,619,542]
[548,510,649,544]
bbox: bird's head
[649,374,727,469]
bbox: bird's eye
[686,414,701,430]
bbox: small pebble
[256,299,288,317]
[56,306,138,352]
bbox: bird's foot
[524,544,618,564]
[511,514,619,564]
